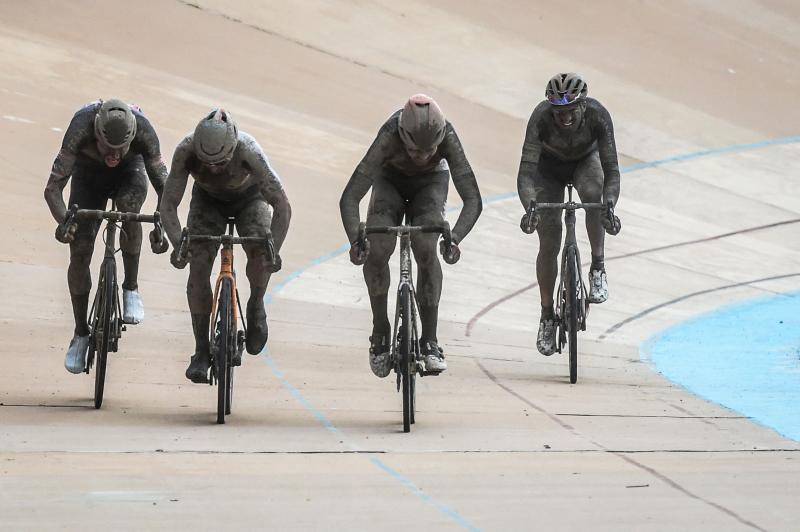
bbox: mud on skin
[43,101,168,335]
[160,131,291,356]
[339,110,483,343]
[516,97,620,310]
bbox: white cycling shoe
[587,269,608,304]
[65,334,90,374]
[422,341,447,373]
[122,289,144,324]
[537,320,557,356]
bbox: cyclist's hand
[170,247,189,269]
[520,212,538,234]
[268,254,282,273]
[602,203,622,235]
[349,239,369,265]
[149,228,169,254]
[440,239,461,265]
[55,221,77,244]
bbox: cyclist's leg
[574,151,608,303]
[66,171,106,337]
[532,161,567,356]
[407,169,449,346]
[235,195,272,354]
[114,160,148,323]
[63,169,106,372]
[185,186,226,382]
[573,151,605,269]
[533,160,566,313]
[114,160,147,289]
[364,173,403,337]
[364,172,402,377]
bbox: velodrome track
[1,1,799,530]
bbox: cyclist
[517,73,622,356]
[161,109,291,383]
[44,99,169,374]
[340,94,482,377]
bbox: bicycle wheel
[399,284,414,433]
[214,278,233,424]
[566,247,579,384]
[94,259,116,409]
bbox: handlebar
[66,204,160,224]
[176,228,277,263]
[528,199,606,212]
[357,221,452,246]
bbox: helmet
[398,94,446,151]
[545,73,588,106]
[193,108,238,165]
[94,99,137,149]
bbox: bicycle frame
[391,229,422,381]
[209,222,240,347]
[554,186,590,348]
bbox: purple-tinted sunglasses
[547,92,579,106]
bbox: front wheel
[213,278,234,424]
[566,247,579,384]
[399,284,415,433]
[93,259,117,409]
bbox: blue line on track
[259,133,800,528]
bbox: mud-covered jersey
[162,132,291,250]
[517,97,620,208]
[340,110,482,243]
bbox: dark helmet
[193,108,238,165]
[94,99,137,149]
[545,73,588,106]
[398,94,446,151]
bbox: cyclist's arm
[44,111,90,223]
[135,114,168,210]
[160,138,192,249]
[244,135,292,252]
[339,125,392,244]
[442,125,482,243]
[517,103,546,209]
[591,102,621,206]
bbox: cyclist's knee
[367,234,395,263]
[411,236,438,266]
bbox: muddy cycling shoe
[587,269,608,304]
[537,319,557,356]
[64,334,90,374]
[421,341,447,373]
[245,298,268,355]
[122,289,144,324]
[185,352,210,383]
[369,335,392,378]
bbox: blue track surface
[642,292,800,441]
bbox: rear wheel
[399,284,414,433]
[214,279,233,424]
[566,247,579,384]
[93,259,117,409]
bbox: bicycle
[62,203,162,409]
[356,219,452,433]
[523,184,614,384]
[176,219,277,424]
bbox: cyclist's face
[96,140,129,168]
[405,144,438,166]
[202,159,231,174]
[552,103,583,130]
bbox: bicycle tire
[214,278,233,424]
[399,284,414,433]
[566,247,579,384]
[94,259,116,409]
